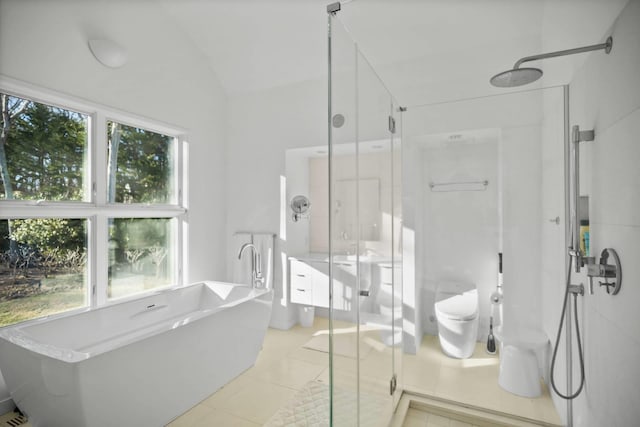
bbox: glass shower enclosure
[327,8,403,427]
[327,3,573,425]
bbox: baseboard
[0,397,14,416]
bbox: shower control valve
[586,248,621,295]
[586,263,616,278]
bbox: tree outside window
[0,89,183,326]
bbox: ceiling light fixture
[88,39,127,69]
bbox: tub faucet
[237,243,265,288]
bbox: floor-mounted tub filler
[0,281,273,427]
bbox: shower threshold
[391,392,562,427]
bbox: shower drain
[4,414,27,427]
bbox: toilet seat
[435,290,478,321]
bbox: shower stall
[326,3,607,426]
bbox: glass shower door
[328,11,402,426]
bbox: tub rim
[0,281,271,363]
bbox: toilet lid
[435,290,478,321]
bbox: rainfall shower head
[490,67,543,88]
[490,36,613,88]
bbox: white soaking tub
[0,281,273,427]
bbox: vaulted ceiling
[164,0,625,105]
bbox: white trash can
[299,306,315,327]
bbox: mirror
[334,178,380,241]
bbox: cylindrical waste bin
[298,306,315,327]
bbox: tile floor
[169,317,561,426]
[168,317,345,426]
[402,408,479,427]
[0,316,562,426]
[402,336,562,426]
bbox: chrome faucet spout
[238,243,257,259]
[237,243,265,288]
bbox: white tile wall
[421,137,499,338]
[546,1,640,424]
[590,110,640,227]
[588,224,640,334]
[540,88,567,357]
[500,126,543,331]
[579,307,640,427]
[403,90,552,347]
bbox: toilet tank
[435,281,476,301]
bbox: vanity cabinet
[290,259,313,305]
[289,257,350,311]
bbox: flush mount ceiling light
[88,39,127,68]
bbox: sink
[292,253,390,264]
[332,254,362,263]
[331,254,391,263]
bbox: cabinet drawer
[291,284,313,305]
[290,259,311,279]
[290,259,312,305]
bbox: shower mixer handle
[586,248,622,295]
[586,263,616,278]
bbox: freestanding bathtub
[0,281,273,427]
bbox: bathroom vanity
[289,254,362,311]
[289,254,396,324]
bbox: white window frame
[0,75,188,311]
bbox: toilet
[494,325,548,398]
[434,281,479,359]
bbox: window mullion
[93,112,109,306]
[178,138,188,285]
[94,112,108,206]
[94,214,109,306]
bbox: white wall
[403,90,551,353]
[0,0,228,281]
[0,0,228,409]
[419,134,499,337]
[543,1,640,424]
[225,78,326,329]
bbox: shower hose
[550,255,586,399]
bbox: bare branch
[9,99,29,118]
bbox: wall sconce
[88,39,127,68]
[290,195,311,222]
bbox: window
[0,93,89,202]
[107,121,175,204]
[0,79,186,327]
[0,218,87,326]
[108,217,175,299]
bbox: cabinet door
[290,260,313,305]
[308,261,330,309]
[309,261,353,311]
